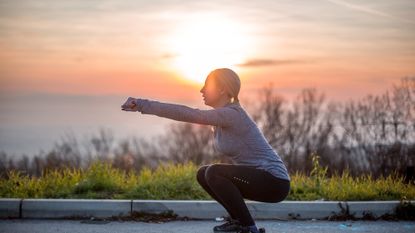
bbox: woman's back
[212,102,290,181]
[135,98,290,181]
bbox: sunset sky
[1,0,414,157]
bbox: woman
[121,68,290,233]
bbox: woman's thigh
[205,163,290,203]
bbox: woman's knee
[204,164,223,183]
[196,165,210,184]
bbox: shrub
[0,155,414,200]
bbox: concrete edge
[0,198,411,220]
[0,198,21,218]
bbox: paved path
[0,219,413,233]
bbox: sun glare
[165,13,254,84]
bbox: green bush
[0,155,414,200]
[72,160,127,199]
[0,166,81,198]
[124,162,209,200]
[287,152,415,201]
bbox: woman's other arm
[134,98,238,127]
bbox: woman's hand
[121,97,138,112]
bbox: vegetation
[1,77,414,180]
[0,77,413,203]
[1,153,414,201]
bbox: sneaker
[236,226,266,233]
[213,217,242,232]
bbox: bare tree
[338,77,415,176]
[154,122,224,165]
[249,82,335,174]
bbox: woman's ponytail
[233,95,240,103]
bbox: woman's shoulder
[223,102,243,110]
[220,102,245,117]
[225,102,250,116]
[221,102,256,130]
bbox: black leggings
[196,163,290,227]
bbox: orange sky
[0,0,414,156]
[1,0,414,102]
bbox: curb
[0,198,405,220]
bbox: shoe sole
[213,229,240,233]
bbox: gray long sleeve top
[135,98,290,181]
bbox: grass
[0,154,414,201]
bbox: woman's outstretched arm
[134,98,239,127]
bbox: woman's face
[200,75,224,107]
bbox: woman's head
[200,68,241,108]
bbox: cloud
[324,0,415,25]
[235,59,305,67]
[160,53,179,59]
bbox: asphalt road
[0,219,414,233]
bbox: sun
[164,13,254,84]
